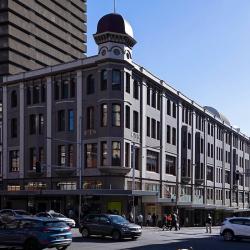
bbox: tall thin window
[58,145,66,166]
[27,87,31,105]
[112,141,121,166]
[146,150,159,173]
[112,104,121,127]
[54,78,60,100]
[147,117,150,137]
[11,90,17,108]
[101,70,108,91]
[172,104,176,118]
[133,111,139,133]
[188,133,191,149]
[167,99,171,115]
[29,114,36,135]
[125,105,130,129]
[112,69,121,90]
[157,92,161,110]
[39,147,45,165]
[167,125,171,143]
[133,80,139,99]
[70,74,76,98]
[101,141,108,166]
[151,118,156,138]
[85,143,97,168]
[41,82,46,102]
[87,74,95,94]
[68,110,74,131]
[125,142,130,167]
[9,150,19,172]
[29,148,36,170]
[61,78,69,99]
[68,145,74,168]
[11,118,17,138]
[172,128,176,145]
[58,110,65,131]
[126,72,130,93]
[38,114,44,135]
[157,121,160,140]
[152,90,156,108]
[33,85,40,104]
[101,104,108,127]
[87,107,94,129]
[147,86,151,105]
[166,155,176,175]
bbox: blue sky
[87,0,250,136]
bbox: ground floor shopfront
[1,190,249,226]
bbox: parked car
[0,216,72,250]
[220,217,250,241]
[79,214,142,240]
[0,209,31,218]
[35,210,76,228]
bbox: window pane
[68,110,74,131]
[101,70,108,91]
[112,142,121,166]
[101,104,108,127]
[112,70,121,90]
[85,144,97,168]
[101,142,108,166]
[112,104,121,127]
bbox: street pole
[132,141,136,221]
[78,116,83,225]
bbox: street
[66,227,250,250]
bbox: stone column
[19,83,25,178]
[160,93,166,198]
[2,86,7,179]
[76,70,83,179]
[140,78,147,189]
[46,76,52,178]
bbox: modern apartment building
[0,0,87,81]
[0,13,250,226]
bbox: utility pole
[132,141,136,221]
[78,116,83,225]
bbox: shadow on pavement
[73,236,134,243]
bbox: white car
[220,217,250,241]
[35,210,76,227]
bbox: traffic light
[36,161,41,173]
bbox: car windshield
[109,215,129,224]
[51,213,66,218]
[15,211,31,216]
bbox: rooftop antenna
[114,0,116,13]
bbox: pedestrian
[170,212,178,231]
[146,213,152,226]
[137,213,143,227]
[128,211,134,223]
[205,213,212,233]
[167,214,172,229]
[162,214,168,231]
[152,213,156,227]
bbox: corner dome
[96,13,134,38]
[204,106,231,126]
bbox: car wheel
[56,247,68,250]
[223,230,234,241]
[24,239,41,250]
[81,228,90,238]
[112,230,121,241]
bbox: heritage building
[1,13,250,226]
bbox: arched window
[100,70,108,91]
[11,90,17,108]
[87,74,95,94]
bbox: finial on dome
[114,0,116,13]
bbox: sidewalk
[142,226,220,231]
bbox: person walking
[137,213,143,228]
[170,212,178,231]
[205,213,212,233]
[146,213,152,226]
[152,213,156,227]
